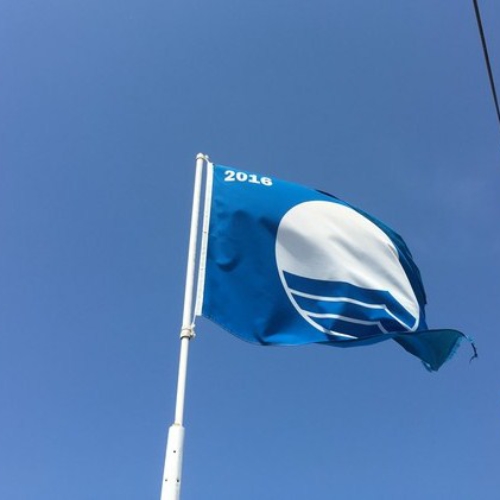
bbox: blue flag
[197,164,474,371]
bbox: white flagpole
[160,153,207,500]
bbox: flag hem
[194,161,214,317]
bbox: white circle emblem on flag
[275,201,420,339]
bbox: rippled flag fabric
[197,163,472,371]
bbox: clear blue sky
[1,1,499,499]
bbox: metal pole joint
[179,326,195,339]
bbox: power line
[472,0,500,128]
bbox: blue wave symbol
[283,272,418,339]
